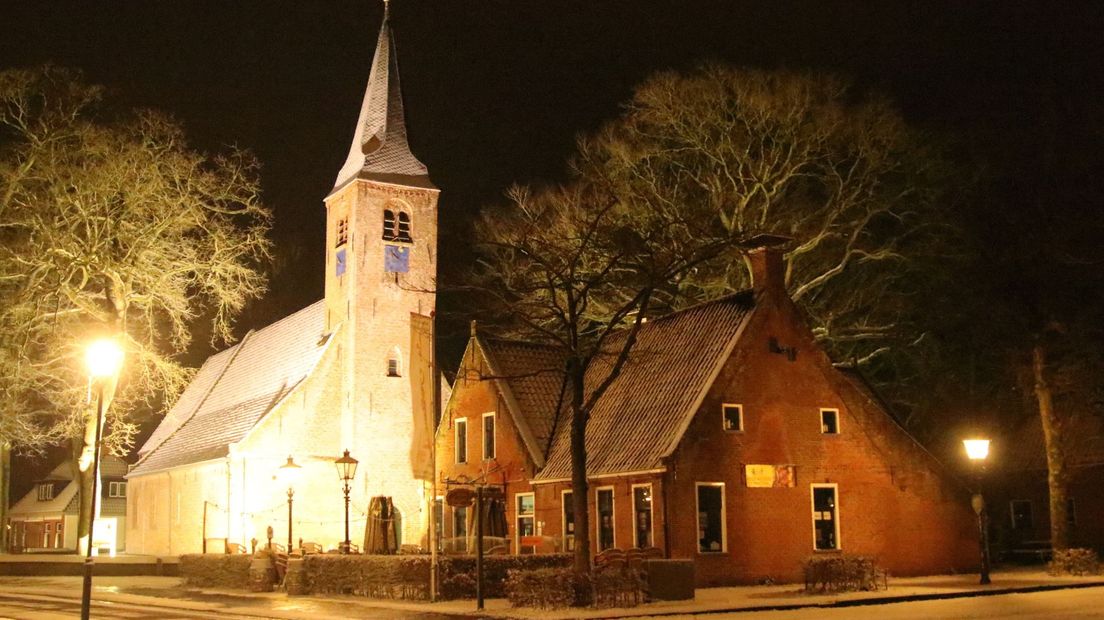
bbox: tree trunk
[1033,341,1070,551]
[0,443,10,552]
[568,359,592,605]
[73,378,115,552]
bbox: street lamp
[277,455,302,552]
[81,338,123,620]
[334,450,359,553]
[963,437,992,585]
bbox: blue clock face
[336,248,347,276]
[384,244,409,273]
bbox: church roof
[332,6,429,192]
[130,301,330,477]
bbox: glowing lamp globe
[963,438,991,461]
[278,455,302,486]
[86,339,123,379]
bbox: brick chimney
[743,234,791,292]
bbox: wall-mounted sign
[446,488,474,507]
[745,464,796,488]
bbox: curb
[602,581,1104,618]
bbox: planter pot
[249,557,276,592]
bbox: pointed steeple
[333,4,429,191]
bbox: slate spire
[333,3,429,191]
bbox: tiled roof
[1002,412,1104,472]
[9,455,128,518]
[536,292,754,480]
[332,8,428,191]
[130,301,330,476]
[479,339,566,464]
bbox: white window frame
[561,489,575,552]
[481,412,496,460]
[37,483,53,501]
[820,408,841,435]
[810,483,841,551]
[631,483,654,548]
[695,482,727,554]
[595,486,616,552]
[454,418,468,464]
[722,403,744,432]
[108,481,127,498]
[515,492,536,554]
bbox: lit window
[562,491,575,552]
[1010,500,1034,530]
[820,409,839,434]
[382,209,396,240]
[397,212,412,242]
[722,404,743,432]
[455,418,467,464]
[633,485,653,548]
[336,217,349,247]
[108,481,127,498]
[37,483,54,501]
[482,413,496,460]
[696,483,725,553]
[596,487,615,552]
[516,493,536,554]
[812,484,840,550]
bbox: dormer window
[37,483,54,501]
[336,217,349,247]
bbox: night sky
[2,1,1102,473]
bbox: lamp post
[278,455,301,552]
[81,339,123,620]
[334,450,358,554]
[964,438,992,585]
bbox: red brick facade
[437,258,979,585]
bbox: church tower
[323,4,438,547]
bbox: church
[125,8,439,555]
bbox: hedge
[303,553,573,601]
[179,554,253,589]
[802,555,887,593]
[1049,548,1102,576]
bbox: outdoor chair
[225,542,247,554]
[300,541,323,555]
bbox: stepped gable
[130,301,330,476]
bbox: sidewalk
[0,566,1102,619]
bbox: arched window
[387,347,402,377]
[382,210,396,240]
[397,212,412,242]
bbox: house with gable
[7,455,128,553]
[436,242,980,585]
[126,7,439,555]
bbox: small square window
[722,404,743,432]
[387,357,400,377]
[820,409,839,434]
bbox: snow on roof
[130,300,329,476]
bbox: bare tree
[0,66,271,546]
[469,182,733,601]
[574,65,963,423]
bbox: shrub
[505,567,576,609]
[303,553,573,601]
[179,554,253,589]
[802,555,886,593]
[1048,548,1102,576]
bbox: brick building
[126,8,439,555]
[7,456,128,553]
[436,245,979,585]
[990,413,1104,556]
